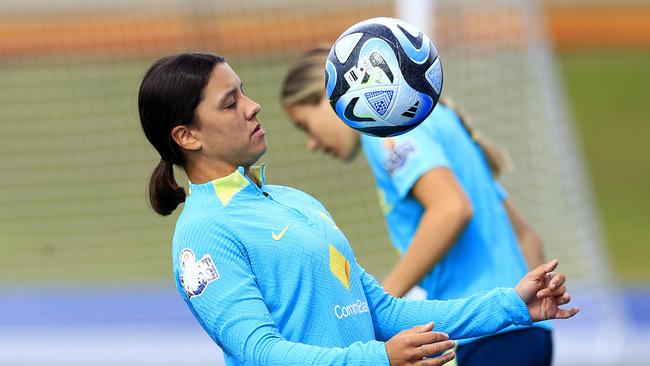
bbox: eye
[224,100,236,109]
[295,121,309,133]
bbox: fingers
[417,340,455,358]
[537,272,568,298]
[418,351,456,366]
[526,259,558,279]
[549,273,566,289]
[405,326,453,359]
[537,284,566,298]
[386,324,454,366]
[400,322,435,336]
[556,292,571,306]
[554,306,580,319]
[419,322,435,333]
[531,259,559,278]
[411,331,449,347]
[544,259,559,272]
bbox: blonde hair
[281,45,331,108]
[439,98,511,177]
[281,46,510,177]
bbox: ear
[171,125,201,151]
[318,93,330,109]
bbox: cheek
[310,121,331,142]
[218,116,243,140]
[327,118,347,139]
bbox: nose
[244,96,261,121]
[307,135,321,152]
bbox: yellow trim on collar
[212,170,250,206]
[250,164,264,186]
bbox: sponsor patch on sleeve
[179,248,219,299]
[383,138,416,175]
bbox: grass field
[559,50,650,281]
[0,56,396,283]
[0,50,647,284]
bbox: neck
[243,166,261,186]
[185,158,240,184]
[345,132,362,162]
[185,157,259,186]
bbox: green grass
[558,50,650,281]
[0,56,395,282]
[0,51,647,283]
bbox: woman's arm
[363,260,578,342]
[382,168,472,297]
[503,198,546,269]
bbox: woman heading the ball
[139,52,578,366]
[281,45,555,365]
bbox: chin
[251,144,268,163]
[342,144,360,163]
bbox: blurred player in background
[138,52,578,365]
[282,46,553,365]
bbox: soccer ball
[325,17,443,137]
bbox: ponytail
[439,98,511,178]
[148,160,186,216]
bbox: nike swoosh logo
[344,97,375,122]
[272,225,290,241]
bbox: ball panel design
[334,33,364,64]
[356,123,419,138]
[325,59,337,98]
[425,58,443,95]
[334,93,375,129]
[364,90,394,117]
[326,17,443,137]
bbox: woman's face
[192,63,267,168]
[285,95,360,161]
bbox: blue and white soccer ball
[325,17,443,137]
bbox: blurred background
[0,0,648,365]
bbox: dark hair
[138,52,225,216]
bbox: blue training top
[172,164,533,365]
[361,104,550,341]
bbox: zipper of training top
[240,168,314,224]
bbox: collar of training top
[188,164,267,206]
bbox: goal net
[0,0,624,364]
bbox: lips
[251,123,265,138]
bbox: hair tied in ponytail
[148,159,186,216]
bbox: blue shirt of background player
[361,103,550,342]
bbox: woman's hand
[515,259,580,322]
[385,322,456,366]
